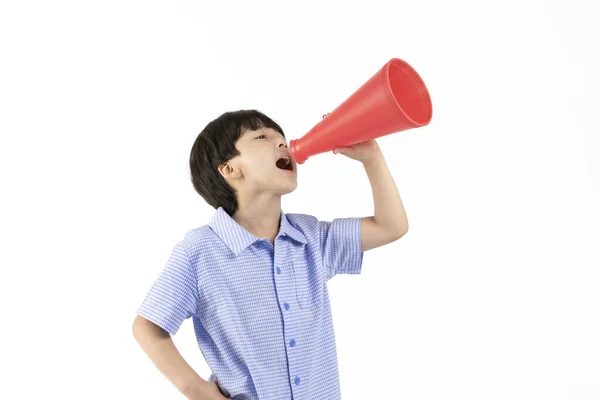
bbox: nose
[278,140,288,149]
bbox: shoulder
[284,212,323,230]
[183,224,215,243]
[284,212,319,226]
[283,212,323,241]
[177,224,221,260]
[286,212,364,242]
[285,212,340,231]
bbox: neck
[232,193,282,245]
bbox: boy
[132,110,408,400]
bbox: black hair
[189,110,285,216]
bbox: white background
[1,1,599,399]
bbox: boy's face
[219,126,298,197]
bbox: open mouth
[275,155,294,171]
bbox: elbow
[391,222,408,240]
[400,223,408,237]
[391,231,405,242]
[384,229,405,245]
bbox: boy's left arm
[334,139,408,252]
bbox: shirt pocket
[293,261,311,309]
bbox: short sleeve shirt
[136,206,364,399]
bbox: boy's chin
[284,186,298,195]
[274,182,298,195]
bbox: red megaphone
[289,58,433,164]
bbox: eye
[256,134,267,140]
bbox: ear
[218,162,241,181]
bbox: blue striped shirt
[136,206,364,399]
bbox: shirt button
[283,302,290,310]
[289,339,296,347]
[294,376,301,385]
[276,267,281,274]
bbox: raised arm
[334,139,408,252]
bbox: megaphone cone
[290,58,432,164]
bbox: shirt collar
[209,206,307,255]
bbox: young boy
[132,110,408,400]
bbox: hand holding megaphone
[332,139,382,164]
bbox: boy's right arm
[132,315,212,399]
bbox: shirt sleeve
[136,240,199,335]
[319,217,364,281]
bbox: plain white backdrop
[1,1,599,399]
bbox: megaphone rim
[384,58,433,127]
